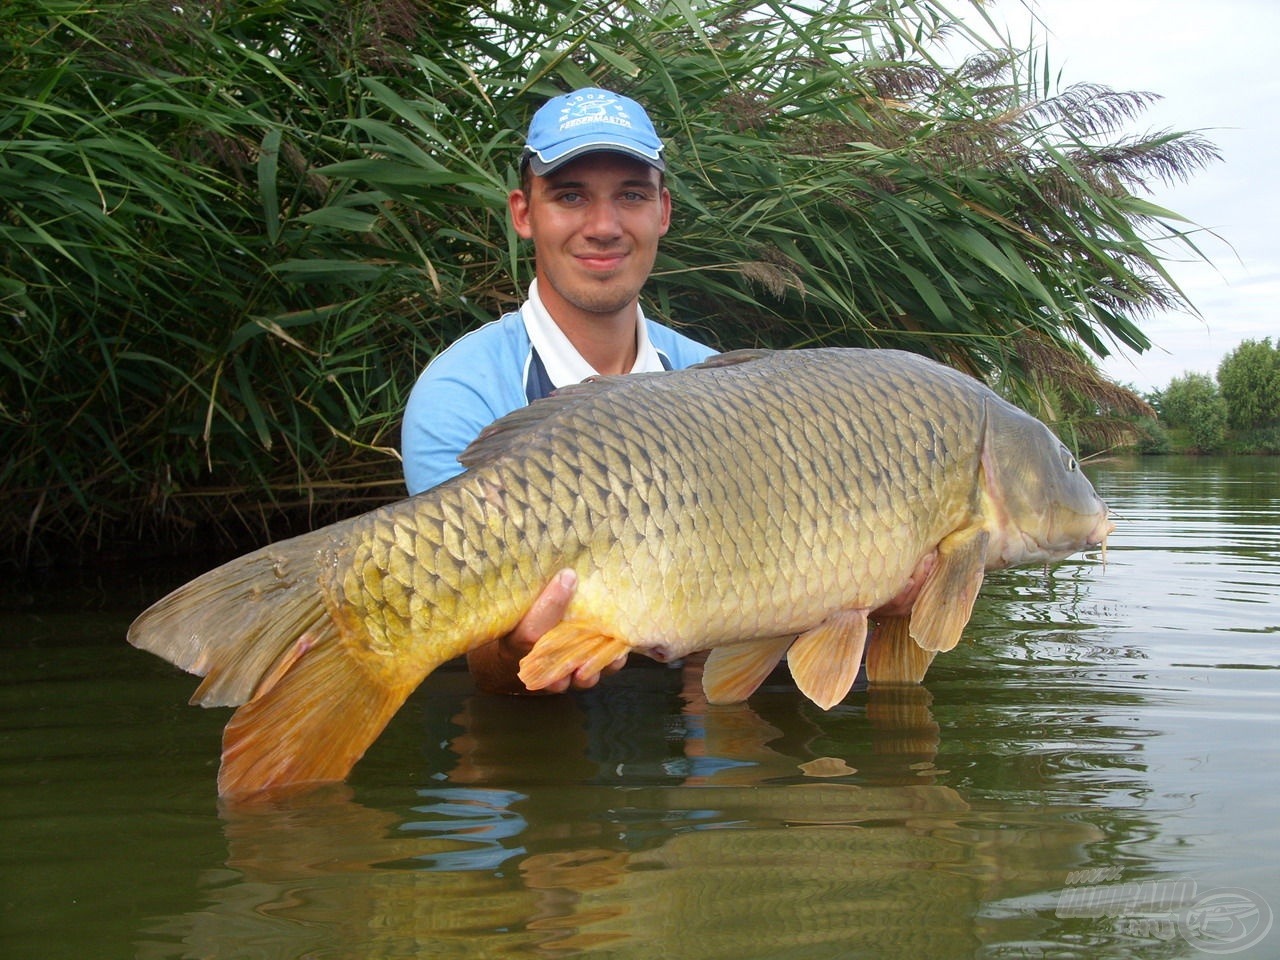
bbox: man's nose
[582,199,623,240]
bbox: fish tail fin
[219,619,420,799]
[865,615,937,684]
[127,531,430,798]
[128,533,339,709]
[517,621,630,691]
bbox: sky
[965,0,1280,391]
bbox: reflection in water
[141,661,1114,960]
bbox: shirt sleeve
[402,368,500,495]
[649,320,718,370]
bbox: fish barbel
[128,348,1113,798]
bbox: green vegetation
[1155,373,1229,454]
[1140,339,1280,454]
[2,0,1218,565]
[1217,338,1280,432]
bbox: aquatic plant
[0,0,1216,564]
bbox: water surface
[3,455,1277,959]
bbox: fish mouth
[1088,507,1116,563]
[1018,505,1114,565]
[1089,514,1116,546]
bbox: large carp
[128,348,1112,798]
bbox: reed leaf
[1,0,1217,564]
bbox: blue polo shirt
[402,302,715,495]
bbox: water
[3,456,1278,959]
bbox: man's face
[509,152,671,324]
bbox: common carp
[128,348,1112,798]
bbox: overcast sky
[967,0,1279,391]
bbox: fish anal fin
[218,621,424,801]
[702,636,793,704]
[865,615,937,684]
[787,608,869,711]
[910,526,989,652]
[517,621,631,692]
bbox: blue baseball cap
[522,87,665,176]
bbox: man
[402,87,716,695]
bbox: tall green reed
[1,0,1216,564]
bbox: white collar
[520,279,665,389]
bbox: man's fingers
[508,568,577,655]
[569,652,629,691]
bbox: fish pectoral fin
[702,636,794,704]
[865,615,937,684]
[909,525,989,652]
[517,621,631,691]
[786,608,869,711]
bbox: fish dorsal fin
[688,348,774,370]
[865,615,937,684]
[909,525,988,652]
[702,635,794,704]
[787,608,869,710]
[458,373,646,470]
[459,350,775,471]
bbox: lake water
[3,456,1278,959]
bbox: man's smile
[575,250,629,271]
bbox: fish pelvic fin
[702,636,793,704]
[218,610,422,800]
[865,615,937,684]
[910,525,988,652]
[517,621,631,692]
[787,608,869,710]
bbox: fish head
[980,400,1114,568]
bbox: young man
[402,87,715,694]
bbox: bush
[1228,426,1280,456]
[1,0,1219,564]
[1132,416,1171,454]
[1218,338,1280,430]
[1160,373,1227,452]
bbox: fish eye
[1060,446,1078,472]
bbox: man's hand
[466,569,627,694]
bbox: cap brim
[525,142,665,177]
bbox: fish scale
[128,347,1112,797]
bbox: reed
[1,0,1216,565]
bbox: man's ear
[509,189,534,240]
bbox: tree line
[1139,338,1280,454]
